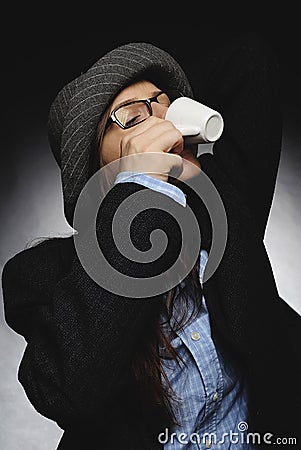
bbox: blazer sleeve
[198,32,282,239]
[1,181,184,429]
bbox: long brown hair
[93,106,203,428]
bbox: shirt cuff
[114,171,187,207]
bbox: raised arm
[197,32,282,239]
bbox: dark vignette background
[0,26,300,449]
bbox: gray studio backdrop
[1,86,301,450]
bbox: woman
[2,36,300,449]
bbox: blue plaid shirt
[114,172,256,450]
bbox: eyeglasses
[105,90,182,130]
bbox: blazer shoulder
[1,236,74,290]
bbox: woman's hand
[119,117,185,182]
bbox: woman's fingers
[119,117,184,180]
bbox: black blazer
[2,152,301,449]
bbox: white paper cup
[165,97,224,144]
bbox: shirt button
[191,331,201,341]
[205,439,212,448]
[212,392,219,402]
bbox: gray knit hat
[48,42,194,226]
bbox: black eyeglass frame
[105,90,183,131]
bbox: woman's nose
[152,102,168,119]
